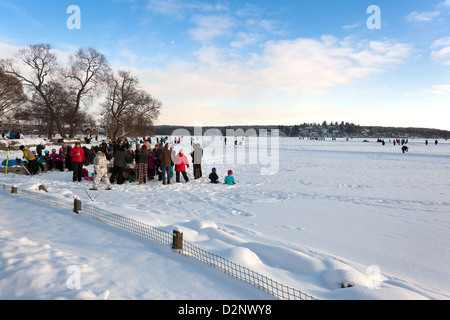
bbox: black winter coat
[113,149,129,167]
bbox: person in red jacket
[69,141,85,182]
[173,149,189,183]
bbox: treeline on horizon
[154,122,450,139]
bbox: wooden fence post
[11,186,17,194]
[74,198,82,214]
[172,230,183,250]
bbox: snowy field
[0,135,449,300]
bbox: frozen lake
[1,136,449,299]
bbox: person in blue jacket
[224,170,236,185]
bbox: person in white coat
[90,148,112,190]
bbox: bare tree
[122,92,162,137]
[102,70,161,139]
[0,44,68,138]
[63,47,110,138]
[1,45,110,139]
[2,44,159,139]
[28,81,75,137]
[0,68,27,118]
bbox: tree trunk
[47,119,54,140]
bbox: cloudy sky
[1,0,450,130]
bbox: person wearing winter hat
[19,145,38,175]
[224,169,236,185]
[69,141,85,182]
[55,148,65,171]
[90,149,112,191]
[147,145,156,180]
[190,143,203,179]
[36,141,46,158]
[41,150,51,170]
[209,167,219,183]
[173,149,189,182]
[49,148,58,170]
[154,143,163,181]
[110,142,129,184]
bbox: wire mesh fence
[82,202,173,246]
[179,239,316,300]
[0,182,316,300]
[16,187,74,211]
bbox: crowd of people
[2,130,24,139]
[376,138,440,152]
[15,136,236,190]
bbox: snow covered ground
[0,135,449,300]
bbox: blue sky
[1,0,450,130]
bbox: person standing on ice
[159,143,172,185]
[191,143,203,179]
[55,148,65,171]
[49,149,58,170]
[170,146,176,179]
[110,142,129,185]
[173,149,190,183]
[154,143,163,181]
[147,146,156,180]
[69,141,85,182]
[138,144,149,184]
[90,148,112,191]
[36,141,45,158]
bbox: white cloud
[194,45,223,65]
[431,37,450,65]
[406,11,441,22]
[249,37,412,92]
[230,32,262,48]
[246,19,284,35]
[432,37,450,47]
[405,1,450,24]
[342,23,361,30]
[118,49,139,67]
[424,84,450,95]
[431,47,450,65]
[189,14,235,42]
[439,0,450,7]
[146,0,228,19]
[146,0,191,19]
[136,36,413,125]
[0,42,21,59]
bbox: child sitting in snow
[224,170,236,185]
[209,167,219,183]
[44,150,54,170]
